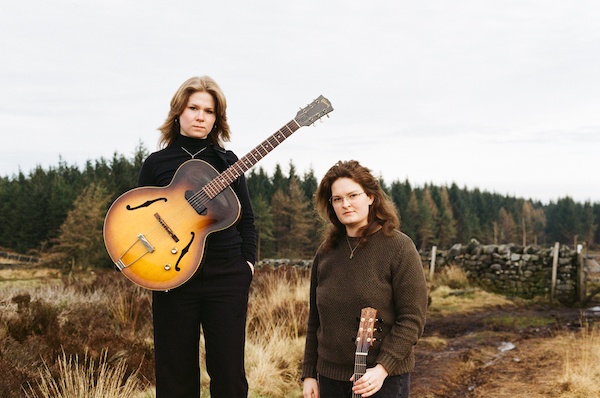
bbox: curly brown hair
[315,160,399,250]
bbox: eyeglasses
[329,192,366,207]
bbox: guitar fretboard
[202,119,301,199]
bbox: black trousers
[152,255,253,398]
[318,373,410,398]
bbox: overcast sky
[1,1,599,204]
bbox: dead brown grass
[0,263,598,397]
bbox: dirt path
[410,305,587,397]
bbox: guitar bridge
[154,213,180,242]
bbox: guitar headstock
[355,307,378,354]
[294,95,334,127]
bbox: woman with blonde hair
[138,76,257,398]
[302,160,428,398]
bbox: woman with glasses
[301,160,428,398]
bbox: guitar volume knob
[164,264,171,271]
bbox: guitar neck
[352,306,378,398]
[352,351,367,398]
[202,119,301,198]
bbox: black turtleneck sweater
[137,134,257,266]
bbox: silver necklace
[181,146,207,159]
[346,235,360,259]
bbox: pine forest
[1,144,598,270]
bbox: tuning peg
[376,327,383,332]
[376,318,384,323]
[351,336,357,342]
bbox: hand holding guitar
[350,307,386,398]
[350,363,388,397]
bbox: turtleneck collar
[175,133,211,151]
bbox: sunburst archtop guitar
[103,96,333,291]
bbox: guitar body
[103,159,240,291]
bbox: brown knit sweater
[301,229,428,381]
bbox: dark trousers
[318,373,410,398]
[152,255,253,398]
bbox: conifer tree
[403,190,420,242]
[301,167,318,201]
[532,206,547,246]
[251,194,276,259]
[247,166,274,203]
[47,183,112,271]
[271,164,287,195]
[390,179,412,231]
[497,207,517,243]
[581,201,598,247]
[418,188,437,250]
[520,200,536,246]
[546,197,582,244]
[270,178,313,258]
[437,187,457,248]
[301,167,322,249]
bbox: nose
[195,110,205,120]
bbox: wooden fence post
[551,242,560,304]
[577,243,586,306]
[429,246,437,279]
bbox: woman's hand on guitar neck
[351,363,388,397]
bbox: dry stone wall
[422,239,579,304]
[258,239,581,304]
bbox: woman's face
[330,177,374,235]
[179,91,217,139]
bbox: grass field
[0,263,599,397]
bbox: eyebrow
[331,190,362,197]
[187,102,214,110]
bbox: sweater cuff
[376,353,398,375]
[301,365,317,381]
[377,350,415,376]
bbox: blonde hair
[158,76,231,147]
